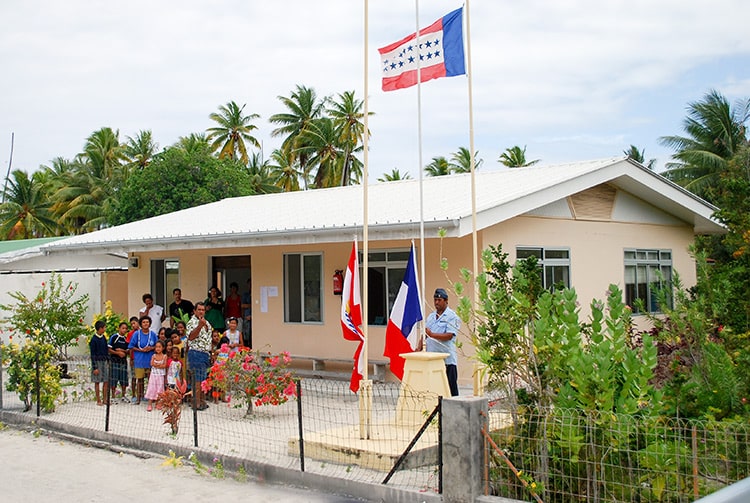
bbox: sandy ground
[0,426,360,502]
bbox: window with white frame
[284,253,323,323]
[150,259,180,309]
[624,249,672,313]
[359,248,410,325]
[516,247,571,290]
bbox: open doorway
[211,255,252,348]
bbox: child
[90,320,110,406]
[224,317,241,349]
[144,340,168,412]
[167,346,183,389]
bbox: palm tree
[0,169,58,239]
[327,91,370,186]
[295,118,345,188]
[659,90,750,202]
[207,101,261,164]
[269,85,326,189]
[268,148,302,192]
[246,153,282,194]
[377,168,412,182]
[450,147,483,173]
[124,130,159,173]
[424,156,452,177]
[175,133,212,155]
[498,145,540,168]
[623,145,656,170]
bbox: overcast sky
[1,0,749,183]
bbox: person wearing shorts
[108,322,130,402]
[186,302,213,411]
[90,320,110,406]
[127,316,157,405]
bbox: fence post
[0,343,3,410]
[35,349,41,417]
[442,396,488,503]
[296,379,304,472]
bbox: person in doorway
[139,293,166,334]
[168,288,194,327]
[204,286,225,333]
[224,282,242,331]
[128,316,158,405]
[424,288,461,397]
[90,320,110,406]
[186,302,213,411]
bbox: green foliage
[0,273,89,359]
[1,339,61,412]
[91,300,126,339]
[110,146,254,225]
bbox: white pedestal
[396,351,449,426]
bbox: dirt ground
[0,426,360,502]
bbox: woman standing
[204,286,226,332]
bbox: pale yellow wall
[124,213,696,391]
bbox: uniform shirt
[425,306,460,366]
[108,333,129,365]
[139,304,165,334]
[186,315,213,353]
[89,334,109,370]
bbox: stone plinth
[396,351,449,427]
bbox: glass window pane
[165,260,180,302]
[387,251,410,261]
[544,249,569,259]
[368,252,386,262]
[285,255,301,323]
[517,248,542,259]
[624,250,636,261]
[303,255,322,322]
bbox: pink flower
[283,382,296,397]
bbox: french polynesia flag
[378,7,466,92]
[383,244,424,380]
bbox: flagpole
[414,0,428,352]
[360,0,372,440]
[465,0,480,395]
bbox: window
[516,247,571,290]
[284,253,322,323]
[624,249,672,313]
[360,249,410,325]
[150,259,180,309]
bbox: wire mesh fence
[0,353,441,495]
[486,404,750,502]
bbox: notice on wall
[260,286,278,313]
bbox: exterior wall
[124,210,696,392]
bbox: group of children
[89,315,244,411]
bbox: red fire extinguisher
[333,270,344,295]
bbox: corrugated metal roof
[40,157,723,254]
[0,237,64,254]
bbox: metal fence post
[35,349,40,417]
[296,379,304,472]
[192,372,198,447]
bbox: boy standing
[90,320,110,406]
[108,322,130,402]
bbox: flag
[383,243,424,380]
[341,240,365,393]
[378,7,465,92]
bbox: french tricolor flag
[378,7,466,92]
[383,244,424,380]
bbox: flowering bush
[0,273,89,360]
[91,300,126,340]
[201,347,296,415]
[1,339,61,412]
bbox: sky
[1,0,750,184]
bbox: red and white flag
[378,7,466,92]
[383,243,424,380]
[341,240,365,393]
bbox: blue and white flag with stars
[378,7,465,92]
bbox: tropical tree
[111,145,254,225]
[207,101,261,164]
[0,169,58,239]
[623,145,656,170]
[246,152,281,194]
[424,156,452,177]
[327,90,369,186]
[450,147,483,173]
[174,133,212,155]
[295,117,345,188]
[268,147,302,192]
[659,90,750,203]
[124,130,159,173]
[269,85,325,189]
[378,168,412,182]
[498,145,539,168]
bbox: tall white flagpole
[465,0,480,395]
[360,0,372,440]
[415,0,428,351]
